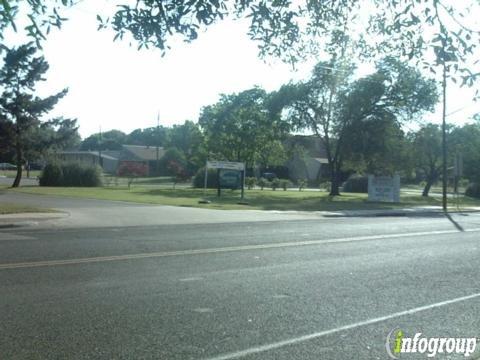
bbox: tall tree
[342,114,409,176]
[126,126,169,147]
[80,129,127,151]
[199,87,288,168]
[284,57,438,196]
[411,124,444,197]
[449,123,480,184]
[0,43,71,187]
[166,120,205,172]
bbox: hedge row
[39,163,102,187]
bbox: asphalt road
[1,213,480,359]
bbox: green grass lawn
[0,202,56,215]
[9,185,480,211]
[0,170,41,178]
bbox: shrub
[319,181,331,192]
[245,177,256,190]
[257,177,270,190]
[192,167,219,188]
[39,163,63,186]
[271,178,281,191]
[159,147,187,176]
[465,182,480,199]
[39,162,102,187]
[343,175,368,193]
[117,161,149,189]
[279,179,292,191]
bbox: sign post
[201,160,246,204]
[368,175,401,203]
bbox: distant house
[284,136,329,182]
[56,151,119,174]
[117,145,165,176]
[57,145,165,175]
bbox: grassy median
[8,185,480,211]
[0,202,56,215]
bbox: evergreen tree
[0,43,73,187]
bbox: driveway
[0,191,325,229]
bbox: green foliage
[279,179,292,191]
[199,87,289,168]
[192,167,218,189]
[319,181,331,192]
[465,183,480,199]
[0,43,73,187]
[298,179,307,191]
[271,178,281,191]
[4,1,480,92]
[80,130,127,151]
[159,147,187,176]
[39,163,102,187]
[126,126,169,147]
[39,163,63,187]
[167,121,205,172]
[245,177,256,190]
[257,177,270,190]
[285,56,438,196]
[449,124,480,183]
[343,175,368,193]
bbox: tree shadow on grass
[131,188,404,211]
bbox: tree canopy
[283,57,438,195]
[2,1,479,87]
[198,87,289,168]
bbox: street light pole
[441,54,448,212]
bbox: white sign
[368,175,400,203]
[207,161,245,171]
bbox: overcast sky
[3,0,479,138]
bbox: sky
[3,0,479,138]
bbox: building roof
[121,145,165,161]
[58,151,119,161]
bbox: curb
[323,209,480,218]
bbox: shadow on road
[445,212,465,232]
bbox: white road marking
[204,292,480,360]
[0,227,479,270]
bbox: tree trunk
[12,143,23,188]
[422,175,436,197]
[329,164,340,196]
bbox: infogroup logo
[386,328,477,358]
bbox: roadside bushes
[192,167,219,188]
[257,177,270,190]
[343,175,368,193]
[465,183,480,199]
[39,163,102,187]
[245,177,256,190]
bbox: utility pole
[98,126,103,169]
[441,40,448,212]
[156,112,160,176]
